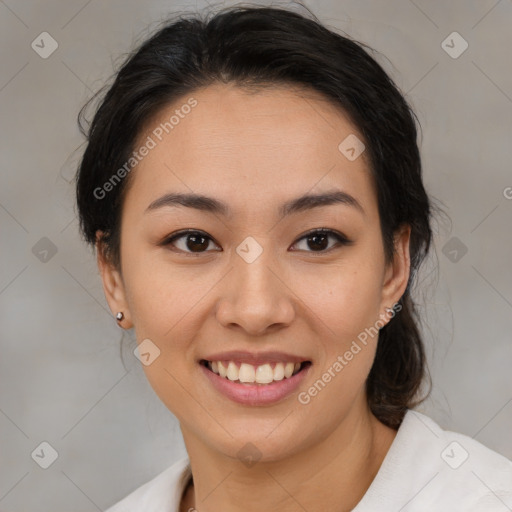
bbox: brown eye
[291,229,351,253]
[163,230,220,254]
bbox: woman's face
[98,83,410,462]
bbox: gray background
[1,0,511,510]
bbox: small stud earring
[116,312,124,321]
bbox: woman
[75,4,512,511]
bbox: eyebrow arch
[145,189,364,218]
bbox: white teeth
[273,362,285,381]
[218,361,227,378]
[206,360,305,384]
[255,363,273,384]
[227,361,238,381]
[284,362,294,378]
[239,363,255,383]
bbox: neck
[180,400,397,512]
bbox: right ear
[95,231,133,329]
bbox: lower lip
[199,362,311,406]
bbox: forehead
[125,82,375,217]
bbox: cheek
[124,251,207,338]
[124,259,203,419]
[296,268,382,421]
[294,262,383,344]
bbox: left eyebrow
[279,190,365,217]
[144,189,365,218]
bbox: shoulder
[421,410,512,509]
[356,409,512,511]
[104,456,191,512]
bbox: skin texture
[97,83,411,511]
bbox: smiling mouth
[200,359,312,385]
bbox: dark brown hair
[75,4,433,429]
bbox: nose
[215,245,296,336]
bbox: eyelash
[161,228,352,255]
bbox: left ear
[379,224,411,322]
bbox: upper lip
[200,351,310,366]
